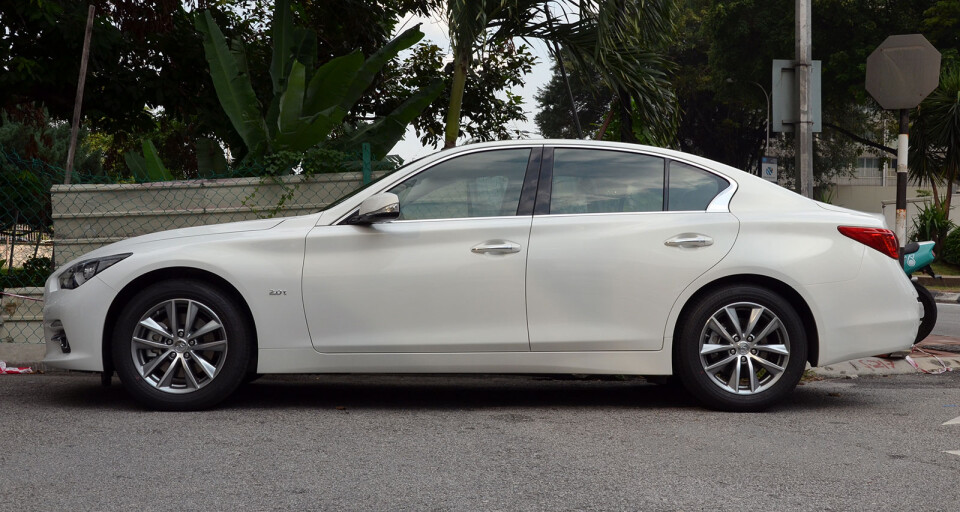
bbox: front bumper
[42,276,115,372]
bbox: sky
[390,13,556,162]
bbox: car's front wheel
[112,279,253,411]
[676,285,807,412]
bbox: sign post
[865,34,941,253]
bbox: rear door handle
[471,240,521,254]
[664,234,714,248]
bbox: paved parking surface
[1,372,959,510]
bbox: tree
[534,59,613,139]
[195,0,444,163]
[434,0,679,148]
[911,64,960,214]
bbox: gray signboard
[772,59,821,132]
[865,34,941,110]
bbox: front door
[303,147,538,353]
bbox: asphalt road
[934,303,960,337]
[1,372,959,510]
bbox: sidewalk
[812,335,960,378]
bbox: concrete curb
[934,291,960,304]
[812,354,960,378]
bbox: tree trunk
[444,51,470,149]
[617,88,635,143]
[596,108,615,140]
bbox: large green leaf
[196,138,228,178]
[196,10,269,158]
[342,79,444,159]
[277,60,307,138]
[338,25,424,113]
[303,51,364,115]
[269,0,295,96]
[123,151,148,182]
[142,140,174,182]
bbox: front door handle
[665,234,714,248]
[471,240,521,254]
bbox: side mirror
[356,193,400,224]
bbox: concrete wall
[0,287,44,363]
[50,172,375,265]
[832,185,960,231]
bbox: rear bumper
[809,250,920,366]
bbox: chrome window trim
[332,144,542,225]
[546,143,738,214]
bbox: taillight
[838,226,899,259]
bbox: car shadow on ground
[40,373,862,413]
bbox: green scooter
[902,241,938,343]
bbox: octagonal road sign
[866,34,941,110]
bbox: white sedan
[42,140,921,411]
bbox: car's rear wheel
[676,285,807,412]
[112,279,252,411]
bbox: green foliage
[196,0,442,164]
[0,256,53,289]
[535,58,613,139]
[438,0,679,147]
[123,140,175,183]
[0,104,105,231]
[942,227,960,266]
[909,201,955,253]
[910,64,960,213]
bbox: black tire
[112,279,253,411]
[675,285,808,412]
[914,282,937,344]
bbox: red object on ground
[0,361,34,374]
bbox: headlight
[58,253,132,290]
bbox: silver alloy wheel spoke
[158,357,180,388]
[708,317,737,344]
[190,352,218,379]
[698,301,790,395]
[725,307,744,338]
[701,343,732,356]
[184,301,198,337]
[131,298,228,394]
[743,307,763,338]
[141,350,173,376]
[752,318,782,343]
[755,344,789,356]
[133,336,168,350]
[188,320,222,341]
[182,359,201,390]
[139,317,172,339]
[192,339,226,352]
[749,354,785,375]
[705,354,737,373]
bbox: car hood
[60,218,286,266]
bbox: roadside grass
[932,261,960,276]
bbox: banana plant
[195,0,442,164]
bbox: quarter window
[550,149,665,214]
[667,162,729,211]
[388,149,531,220]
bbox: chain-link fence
[1,144,398,347]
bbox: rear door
[525,147,740,351]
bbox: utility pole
[65,5,96,185]
[795,0,813,198]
